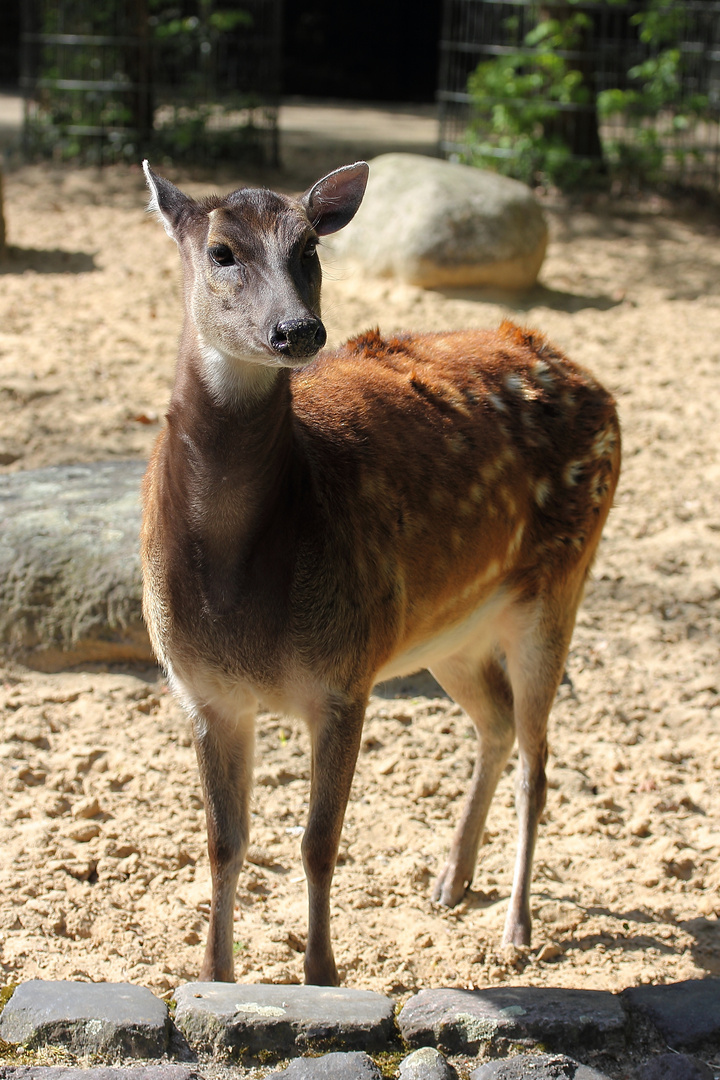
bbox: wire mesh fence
[20,0,281,166]
[437,0,720,191]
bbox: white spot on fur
[482,559,501,582]
[534,478,551,506]
[448,433,467,455]
[532,360,555,389]
[592,424,618,459]
[564,459,585,487]
[507,522,525,558]
[482,460,503,484]
[591,472,610,504]
[501,489,517,516]
[505,375,540,402]
[461,557,502,600]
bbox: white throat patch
[198,338,279,409]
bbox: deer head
[143,160,369,402]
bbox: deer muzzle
[269,317,327,360]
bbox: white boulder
[322,153,548,290]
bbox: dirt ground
[0,146,719,1002]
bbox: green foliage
[256,1047,277,1065]
[464,6,599,188]
[152,98,268,164]
[153,9,252,41]
[464,0,714,190]
[150,0,254,95]
[597,2,710,184]
[374,1049,408,1077]
[0,984,17,1014]
[25,0,263,165]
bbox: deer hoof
[304,954,340,987]
[432,864,469,908]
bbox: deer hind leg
[430,653,516,908]
[500,596,578,946]
[302,696,366,986]
[189,693,256,982]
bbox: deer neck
[162,329,304,614]
[169,329,296,495]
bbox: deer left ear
[143,160,198,242]
[302,161,369,236]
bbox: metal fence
[437,0,720,191]
[20,0,282,166]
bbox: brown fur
[140,162,620,985]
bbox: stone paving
[397,987,628,1057]
[0,979,718,1079]
[0,983,169,1059]
[172,985,395,1058]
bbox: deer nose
[269,317,326,358]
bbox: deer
[140,159,620,987]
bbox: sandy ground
[0,149,719,1002]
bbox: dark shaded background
[281,0,442,101]
[0,1,443,102]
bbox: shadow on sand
[0,246,97,274]
[433,282,623,314]
[373,670,449,700]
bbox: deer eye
[208,244,234,267]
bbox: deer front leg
[302,698,366,986]
[192,701,255,982]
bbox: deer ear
[302,161,369,236]
[143,160,197,242]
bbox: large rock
[323,153,547,290]
[0,461,152,670]
[0,980,170,1058]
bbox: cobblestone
[0,979,717,1079]
[173,983,396,1058]
[398,986,627,1056]
[0,982,169,1059]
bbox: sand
[0,159,718,1000]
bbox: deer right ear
[302,161,369,236]
[143,160,196,242]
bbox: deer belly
[375,586,511,683]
